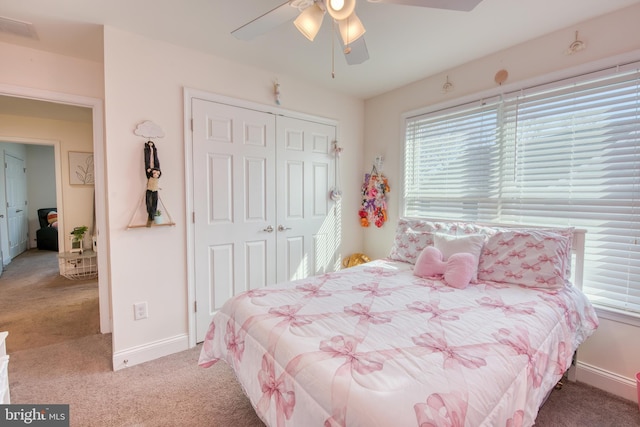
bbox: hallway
[0,249,99,353]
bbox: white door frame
[184,88,338,347]
[0,83,111,335]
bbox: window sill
[593,304,640,328]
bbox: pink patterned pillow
[388,218,457,264]
[478,230,571,288]
[516,227,574,279]
[388,230,434,264]
[413,246,475,289]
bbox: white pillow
[433,233,485,281]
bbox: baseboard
[112,334,189,371]
[576,361,638,403]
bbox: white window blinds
[404,98,502,221]
[403,64,640,315]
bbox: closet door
[192,99,276,339]
[192,98,339,341]
[275,116,337,282]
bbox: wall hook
[274,81,281,105]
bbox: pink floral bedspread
[199,259,598,427]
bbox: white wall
[0,114,94,253]
[0,42,104,99]
[101,27,365,367]
[25,144,56,248]
[363,3,640,401]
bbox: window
[403,63,640,316]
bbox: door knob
[263,225,274,233]
[278,225,292,231]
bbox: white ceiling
[0,0,639,100]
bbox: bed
[199,218,598,427]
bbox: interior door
[192,99,277,340]
[276,116,337,282]
[5,153,28,259]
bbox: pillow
[518,227,574,280]
[388,218,458,264]
[477,230,571,288]
[433,233,485,281]
[413,246,475,289]
[388,230,434,264]
[47,211,58,225]
[455,222,499,239]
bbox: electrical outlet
[134,302,148,320]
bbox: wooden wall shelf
[127,190,175,229]
[127,222,176,229]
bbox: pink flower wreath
[359,173,389,228]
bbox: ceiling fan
[231,0,483,68]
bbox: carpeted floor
[3,249,639,426]
[9,334,264,427]
[7,333,640,427]
[0,249,100,353]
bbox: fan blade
[367,0,483,12]
[232,1,299,40]
[342,37,369,65]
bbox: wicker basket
[58,250,98,280]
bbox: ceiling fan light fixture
[338,13,366,45]
[326,0,356,21]
[294,3,326,41]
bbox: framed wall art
[68,151,95,185]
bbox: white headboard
[569,229,586,290]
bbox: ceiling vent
[0,16,38,39]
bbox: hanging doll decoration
[144,140,161,227]
[359,160,390,228]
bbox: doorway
[0,86,111,341]
[0,138,95,353]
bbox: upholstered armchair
[36,208,58,251]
